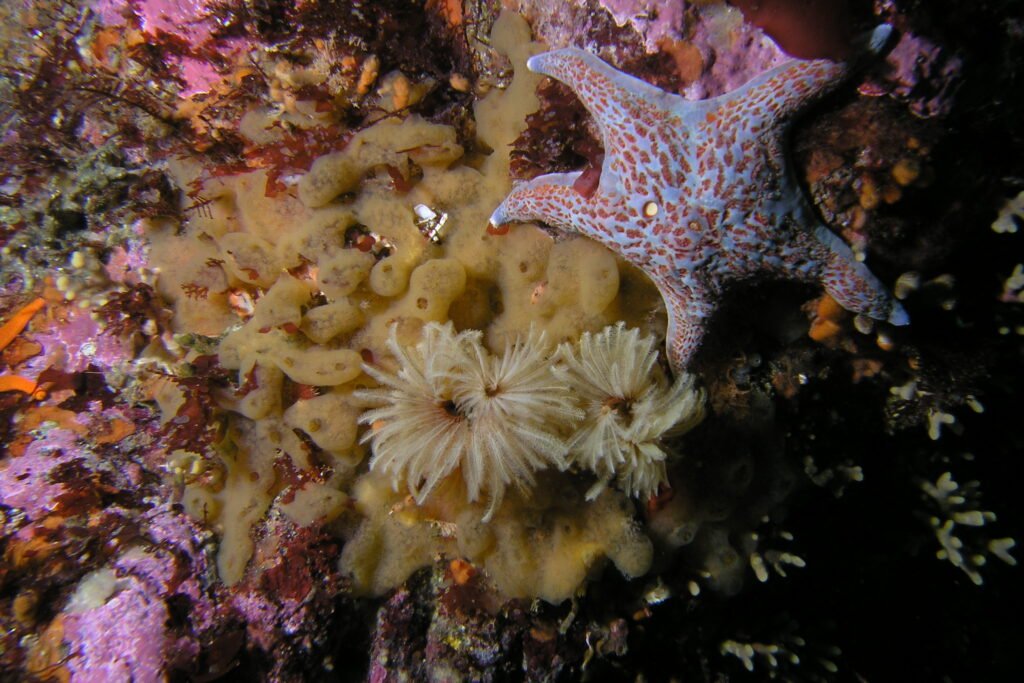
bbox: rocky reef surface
[0,1,1021,681]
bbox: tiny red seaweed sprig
[160,355,232,455]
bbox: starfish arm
[658,279,713,374]
[489,171,614,243]
[706,24,892,129]
[813,225,909,325]
[709,58,848,129]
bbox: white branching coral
[920,471,1017,585]
[992,190,1024,233]
[357,322,581,520]
[554,322,705,500]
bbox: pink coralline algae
[490,29,908,372]
[90,0,249,96]
[513,0,788,99]
[61,506,222,682]
[680,6,788,100]
[91,0,212,39]
[0,302,223,679]
[0,424,226,680]
[596,0,689,52]
[62,572,175,683]
[104,237,152,287]
[22,305,134,377]
[0,427,82,519]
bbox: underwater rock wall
[0,0,1021,680]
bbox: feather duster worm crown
[358,321,706,519]
[357,322,581,521]
[554,323,705,500]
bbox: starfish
[489,27,908,373]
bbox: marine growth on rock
[0,0,1020,680]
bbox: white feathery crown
[357,322,580,521]
[357,321,705,520]
[554,322,705,500]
